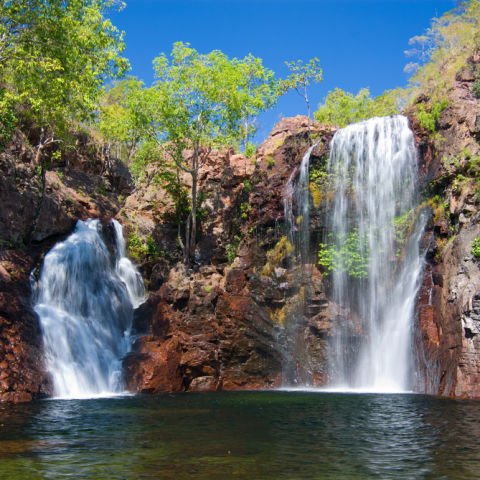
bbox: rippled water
[1,392,480,479]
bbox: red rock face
[122,117,337,394]
[0,251,51,402]
[414,55,480,398]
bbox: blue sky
[110,0,455,142]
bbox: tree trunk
[34,127,45,165]
[28,128,48,242]
[183,143,200,265]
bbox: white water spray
[282,144,316,385]
[34,219,145,398]
[326,116,425,392]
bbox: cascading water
[325,115,425,392]
[282,145,316,385]
[34,219,145,398]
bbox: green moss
[262,236,294,276]
[265,155,275,169]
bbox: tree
[314,88,399,127]
[99,77,153,165]
[0,1,128,241]
[282,58,323,119]
[406,0,480,98]
[148,42,282,264]
[236,54,280,151]
[1,0,129,163]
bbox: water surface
[1,392,479,479]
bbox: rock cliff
[414,53,480,398]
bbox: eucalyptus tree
[283,57,323,119]
[99,77,153,165]
[314,88,399,127]
[1,0,128,161]
[149,42,282,264]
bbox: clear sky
[110,0,456,142]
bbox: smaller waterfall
[34,219,145,398]
[284,145,316,265]
[282,145,316,385]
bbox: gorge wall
[414,53,480,398]
[1,56,480,401]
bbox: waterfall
[282,145,316,385]
[325,115,425,392]
[34,219,145,398]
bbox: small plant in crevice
[262,236,294,276]
[415,98,449,134]
[265,155,275,169]
[240,202,252,220]
[318,230,369,279]
[128,232,163,262]
[245,142,257,159]
[473,71,480,99]
[225,234,242,264]
[472,237,480,259]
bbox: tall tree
[1,0,128,161]
[99,77,153,165]
[314,88,400,127]
[149,42,282,264]
[282,58,323,119]
[406,0,480,98]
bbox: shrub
[318,231,369,279]
[472,237,480,258]
[415,99,449,133]
[473,78,480,99]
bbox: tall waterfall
[34,219,145,398]
[326,116,425,392]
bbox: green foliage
[472,237,480,258]
[473,76,480,99]
[262,236,294,276]
[309,162,335,208]
[240,202,252,220]
[282,58,323,118]
[318,231,369,279]
[405,0,480,99]
[414,99,449,133]
[147,42,284,262]
[265,156,275,169]
[128,232,163,262]
[225,235,242,264]
[0,88,17,146]
[1,1,128,148]
[314,88,400,127]
[152,42,282,156]
[243,179,253,193]
[99,77,153,163]
[245,142,257,159]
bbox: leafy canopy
[150,42,281,157]
[314,88,400,128]
[282,57,323,118]
[0,0,128,143]
[406,0,480,99]
[99,77,153,161]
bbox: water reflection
[1,393,480,479]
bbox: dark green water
[1,391,480,479]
